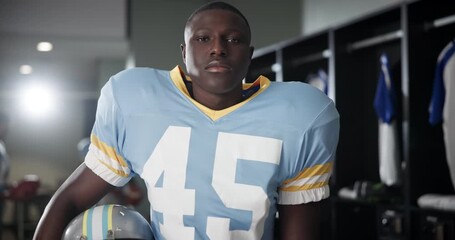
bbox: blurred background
[0,0,401,239]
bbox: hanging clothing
[306,68,328,95]
[373,53,401,186]
[429,40,455,190]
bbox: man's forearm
[278,201,322,240]
[33,190,81,240]
[34,164,113,239]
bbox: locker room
[0,0,454,239]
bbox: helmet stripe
[102,205,114,239]
[107,205,114,230]
[102,205,108,239]
[92,206,103,239]
[86,208,94,240]
[82,210,89,238]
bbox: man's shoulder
[270,81,332,104]
[101,67,174,104]
[112,67,170,83]
[266,81,338,125]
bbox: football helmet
[62,204,154,240]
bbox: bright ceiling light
[19,65,33,74]
[37,42,53,52]
[19,83,57,119]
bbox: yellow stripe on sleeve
[96,158,130,178]
[281,180,329,192]
[90,134,128,167]
[283,162,333,185]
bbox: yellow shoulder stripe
[283,162,333,185]
[97,158,130,178]
[90,134,128,167]
[280,181,329,192]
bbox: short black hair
[186,1,251,35]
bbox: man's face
[181,9,254,96]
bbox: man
[34,1,339,239]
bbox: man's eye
[196,37,209,42]
[227,38,240,43]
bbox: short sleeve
[279,101,340,205]
[85,78,133,187]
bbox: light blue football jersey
[85,66,340,240]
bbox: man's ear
[180,44,186,64]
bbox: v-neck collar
[169,66,271,121]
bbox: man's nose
[210,38,227,56]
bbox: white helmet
[62,204,154,240]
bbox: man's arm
[33,163,115,240]
[278,200,324,240]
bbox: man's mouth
[205,61,232,73]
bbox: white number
[142,126,195,240]
[207,132,282,239]
[142,127,282,240]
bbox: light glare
[37,42,53,52]
[19,83,56,118]
[20,65,33,74]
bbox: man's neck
[192,87,243,111]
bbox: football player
[34,1,339,239]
